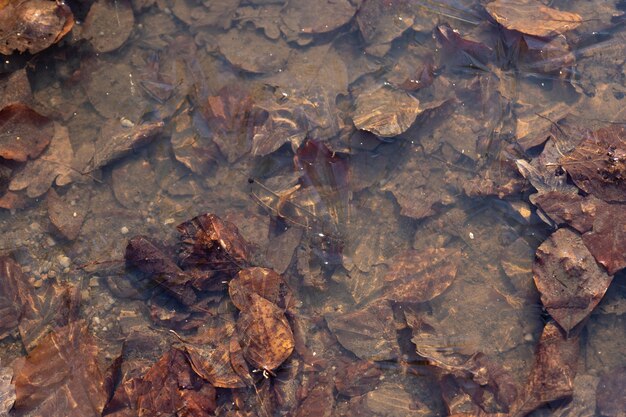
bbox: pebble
[120,226,129,235]
[57,255,71,268]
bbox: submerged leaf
[229,267,285,311]
[582,203,626,275]
[0,257,29,341]
[485,0,582,37]
[352,86,421,137]
[0,103,53,162]
[82,0,134,53]
[533,228,613,332]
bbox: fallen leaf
[383,247,461,303]
[0,103,53,162]
[334,359,382,397]
[229,267,285,311]
[111,155,158,210]
[596,367,626,417]
[533,228,613,332]
[46,188,89,241]
[10,122,79,198]
[12,322,108,417]
[236,293,294,372]
[81,0,134,53]
[485,0,582,37]
[582,203,626,275]
[560,125,626,203]
[352,86,421,137]
[325,301,398,361]
[0,0,74,55]
[0,257,29,341]
[170,108,219,175]
[295,383,334,417]
[0,68,32,109]
[533,191,602,233]
[279,0,355,41]
[216,28,290,73]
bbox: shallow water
[0,0,625,416]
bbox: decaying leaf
[514,322,579,415]
[85,119,164,172]
[0,256,29,341]
[216,28,290,73]
[334,359,382,397]
[0,0,74,55]
[352,86,421,137]
[279,0,356,41]
[560,125,626,203]
[170,108,219,175]
[236,293,294,372]
[596,367,626,417]
[533,228,613,332]
[0,103,53,162]
[81,0,134,53]
[0,68,32,109]
[10,122,79,198]
[582,203,626,275]
[325,301,398,361]
[485,0,582,37]
[229,267,285,311]
[46,188,89,241]
[383,247,461,303]
[177,213,250,276]
[12,322,108,416]
[125,235,197,306]
[533,191,602,234]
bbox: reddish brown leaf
[229,267,285,311]
[325,301,398,361]
[125,235,197,306]
[177,213,250,276]
[236,294,294,372]
[295,384,334,417]
[384,247,461,303]
[12,322,108,416]
[485,0,582,37]
[560,125,626,203]
[533,228,613,332]
[515,322,579,415]
[0,0,74,55]
[334,359,382,397]
[0,103,53,162]
[582,203,626,275]
[533,191,602,233]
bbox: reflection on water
[0,0,625,415]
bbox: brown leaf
[134,349,216,417]
[295,384,334,417]
[352,86,421,137]
[533,191,602,233]
[596,367,626,417]
[325,301,398,361]
[0,103,53,162]
[0,68,32,109]
[383,248,461,303]
[177,213,250,277]
[12,322,108,416]
[170,108,219,175]
[236,294,294,372]
[0,257,29,341]
[485,0,582,37]
[0,366,15,415]
[334,359,382,397]
[82,0,134,53]
[125,235,197,306]
[582,203,626,275]
[533,228,613,332]
[515,322,579,415]
[560,125,626,203]
[0,0,74,55]
[279,0,356,41]
[9,122,79,198]
[46,188,89,241]
[85,119,164,172]
[216,28,290,73]
[229,267,285,311]
[111,156,158,210]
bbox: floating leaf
[485,0,582,37]
[352,86,421,137]
[81,0,134,53]
[533,228,613,332]
[560,125,626,203]
[0,0,74,55]
[582,203,626,275]
[383,247,461,303]
[236,294,294,372]
[10,122,79,198]
[325,301,398,361]
[0,103,53,162]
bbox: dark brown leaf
[334,359,382,397]
[125,235,197,306]
[177,213,250,276]
[533,228,613,332]
[10,122,80,198]
[12,322,108,416]
[0,0,74,55]
[0,257,29,341]
[236,294,294,372]
[325,301,398,361]
[295,384,334,417]
[596,367,626,417]
[560,125,626,203]
[82,0,134,53]
[582,203,626,275]
[533,191,602,233]
[383,248,461,303]
[0,69,32,109]
[515,322,579,415]
[485,0,582,37]
[0,103,53,162]
[229,267,285,311]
